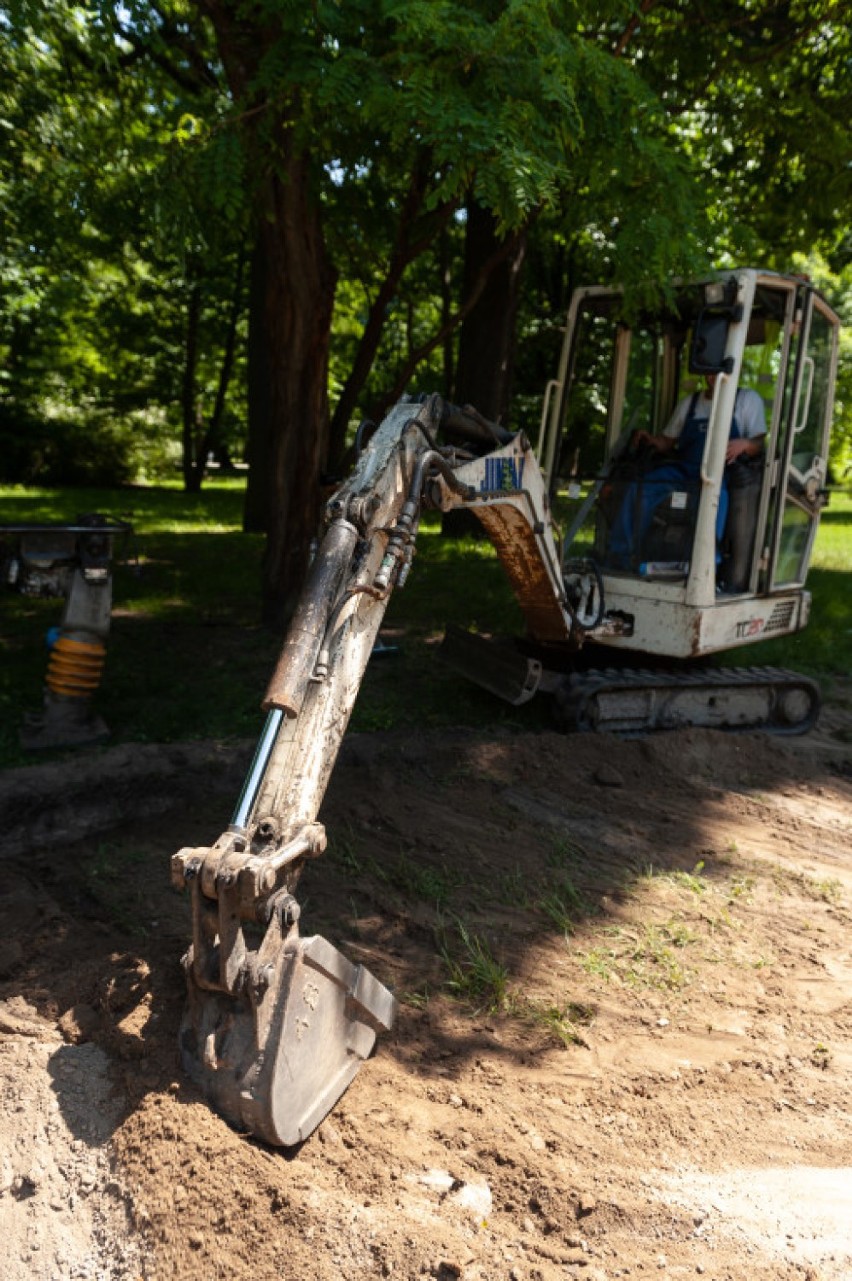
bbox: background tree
[193,0,715,623]
[0,1,247,486]
[2,0,849,622]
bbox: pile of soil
[1,689,851,1280]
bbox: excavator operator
[607,373,766,572]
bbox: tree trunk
[453,201,527,423]
[442,203,527,539]
[182,249,246,497]
[243,241,274,532]
[199,5,336,624]
[203,243,246,474]
[439,227,455,393]
[250,144,337,628]
[181,279,204,493]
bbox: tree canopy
[1,0,849,615]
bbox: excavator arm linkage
[172,395,576,1145]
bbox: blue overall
[608,393,741,566]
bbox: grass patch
[438,915,510,1013]
[641,861,708,895]
[327,826,365,876]
[523,998,596,1048]
[384,851,462,906]
[811,1042,832,1070]
[537,873,589,935]
[771,865,843,904]
[1,482,850,770]
[727,873,756,902]
[720,493,852,682]
[491,866,534,908]
[580,919,699,991]
[399,985,432,1011]
[328,825,462,908]
[546,833,588,870]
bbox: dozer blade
[440,623,543,705]
[180,934,396,1147]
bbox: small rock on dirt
[593,763,625,787]
[448,1179,492,1219]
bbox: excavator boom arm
[173,395,574,1145]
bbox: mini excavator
[173,268,840,1145]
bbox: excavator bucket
[180,928,396,1147]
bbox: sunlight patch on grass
[579,919,699,991]
[0,480,249,535]
[523,997,596,1048]
[640,861,708,895]
[813,493,852,572]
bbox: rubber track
[555,665,821,736]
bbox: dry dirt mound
[1,707,851,1280]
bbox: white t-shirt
[663,387,767,442]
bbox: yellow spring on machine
[45,634,107,698]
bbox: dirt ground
[1,688,851,1281]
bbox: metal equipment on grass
[1,515,131,750]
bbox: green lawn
[722,494,852,685]
[1,480,850,769]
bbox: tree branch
[112,17,218,96]
[377,219,534,413]
[207,243,248,444]
[327,166,457,466]
[611,0,658,59]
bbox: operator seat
[720,381,768,592]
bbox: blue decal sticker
[480,457,525,493]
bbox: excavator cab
[540,270,840,659]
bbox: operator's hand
[633,429,658,450]
[725,437,753,464]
